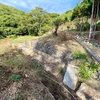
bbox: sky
[0,0,83,14]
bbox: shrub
[0,34,4,39]
[72,50,100,80]
[11,74,21,82]
[79,61,91,80]
[7,35,17,39]
[79,60,100,80]
[72,51,87,59]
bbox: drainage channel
[40,72,81,100]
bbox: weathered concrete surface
[33,52,65,76]
[76,83,100,100]
[85,78,100,92]
[63,64,78,90]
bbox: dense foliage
[0,0,99,38]
[71,0,92,21]
[69,0,100,31]
[0,3,65,38]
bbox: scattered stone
[42,43,56,55]
[21,47,33,56]
[76,83,100,100]
[85,78,100,92]
[63,64,78,90]
[25,74,29,78]
[35,43,57,56]
[98,74,100,80]
[92,73,99,80]
[35,42,43,50]
[98,71,100,74]
[32,40,39,50]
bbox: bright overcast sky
[0,0,83,14]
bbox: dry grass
[0,33,83,100]
[0,50,73,100]
[0,38,12,54]
[58,32,73,41]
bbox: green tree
[30,7,51,35]
[71,0,92,21]
[53,17,64,36]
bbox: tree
[71,0,92,21]
[53,17,64,36]
[30,7,51,35]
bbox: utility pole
[89,0,94,41]
[89,0,100,41]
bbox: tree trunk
[53,26,59,36]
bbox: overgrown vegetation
[1,0,100,38]
[79,60,100,80]
[72,50,87,59]
[11,74,21,82]
[0,3,68,39]
[0,49,76,100]
[72,50,100,80]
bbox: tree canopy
[0,4,61,38]
[1,0,98,39]
[71,0,92,21]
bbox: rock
[44,62,65,76]
[35,43,56,56]
[68,56,73,61]
[98,71,100,74]
[41,52,65,75]
[98,74,100,80]
[76,83,100,100]
[25,74,29,78]
[92,73,99,79]
[42,43,56,55]
[85,78,100,92]
[32,40,38,50]
[21,47,33,56]
[35,42,43,50]
[53,51,66,62]
[63,64,78,90]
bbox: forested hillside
[0,1,100,100]
[0,3,63,38]
[0,3,26,38]
[0,0,100,39]
[61,0,100,32]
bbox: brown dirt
[0,50,81,100]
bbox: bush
[0,34,4,39]
[72,51,87,59]
[11,74,21,82]
[72,50,100,80]
[79,61,91,80]
[41,25,51,33]
[79,60,100,80]
[7,35,17,39]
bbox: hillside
[0,3,25,15]
[0,1,100,100]
[0,4,53,38]
[0,0,99,39]
[0,3,26,38]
